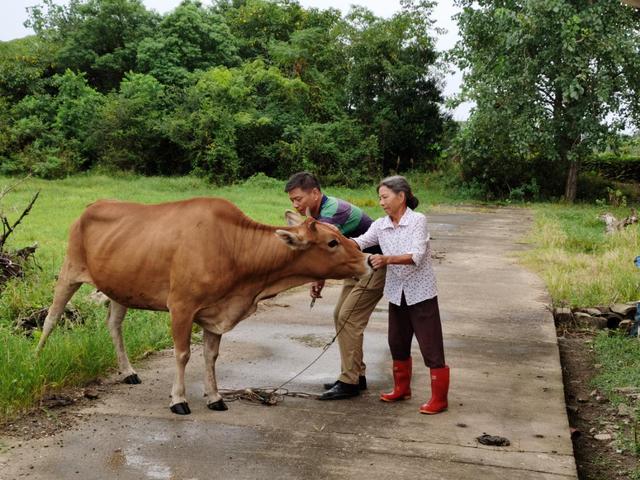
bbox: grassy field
[521,203,640,307]
[0,172,473,419]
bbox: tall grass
[522,203,640,307]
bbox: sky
[0,0,471,119]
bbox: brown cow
[36,197,370,414]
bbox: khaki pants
[333,266,386,385]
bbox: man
[285,172,386,400]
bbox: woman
[352,176,449,414]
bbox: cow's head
[275,211,370,279]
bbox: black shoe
[323,376,367,391]
[318,381,360,400]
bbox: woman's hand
[368,254,387,270]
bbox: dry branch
[599,208,638,234]
[0,191,40,251]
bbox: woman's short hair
[378,176,419,209]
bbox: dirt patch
[559,331,639,479]
[0,381,109,441]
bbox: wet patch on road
[289,333,334,348]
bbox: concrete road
[0,207,577,479]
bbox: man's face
[288,187,321,216]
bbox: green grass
[521,203,640,307]
[0,171,473,420]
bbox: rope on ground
[220,271,376,406]
[219,387,315,405]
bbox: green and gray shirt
[317,195,382,254]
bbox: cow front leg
[169,306,194,415]
[105,301,139,384]
[203,329,227,411]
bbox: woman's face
[378,185,405,216]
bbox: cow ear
[284,210,303,226]
[307,219,317,232]
[275,229,308,250]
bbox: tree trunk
[564,159,579,203]
[552,88,580,203]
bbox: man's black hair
[284,172,321,193]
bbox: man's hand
[310,280,325,299]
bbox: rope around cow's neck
[220,271,376,405]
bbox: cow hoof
[170,402,191,415]
[123,374,141,385]
[207,399,228,411]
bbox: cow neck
[233,218,299,278]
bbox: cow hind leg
[169,305,194,415]
[36,279,82,352]
[203,329,227,411]
[105,301,140,384]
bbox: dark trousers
[388,294,445,368]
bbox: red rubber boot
[419,365,449,414]
[380,358,412,402]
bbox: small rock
[577,397,588,403]
[617,404,634,417]
[618,319,633,332]
[589,389,598,397]
[88,290,110,306]
[594,433,612,441]
[610,303,636,317]
[581,308,604,316]
[574,312,608,330]
[554,307,573,325]
[84,389,99,400]
[595,395,608,404]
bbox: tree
[167,60,311,182]
[345,1,446,173]
[93,73,181,174]
[453,0,640,201]
[215,0,307,60]
[0,70,104,178]
[26,0,159,91]
[0,37,56,102]
[136,0,240,86]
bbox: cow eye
[328,239,339,248]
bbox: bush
[583,154,640,182]
[298,119,380,187]
[576,171,639,204]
